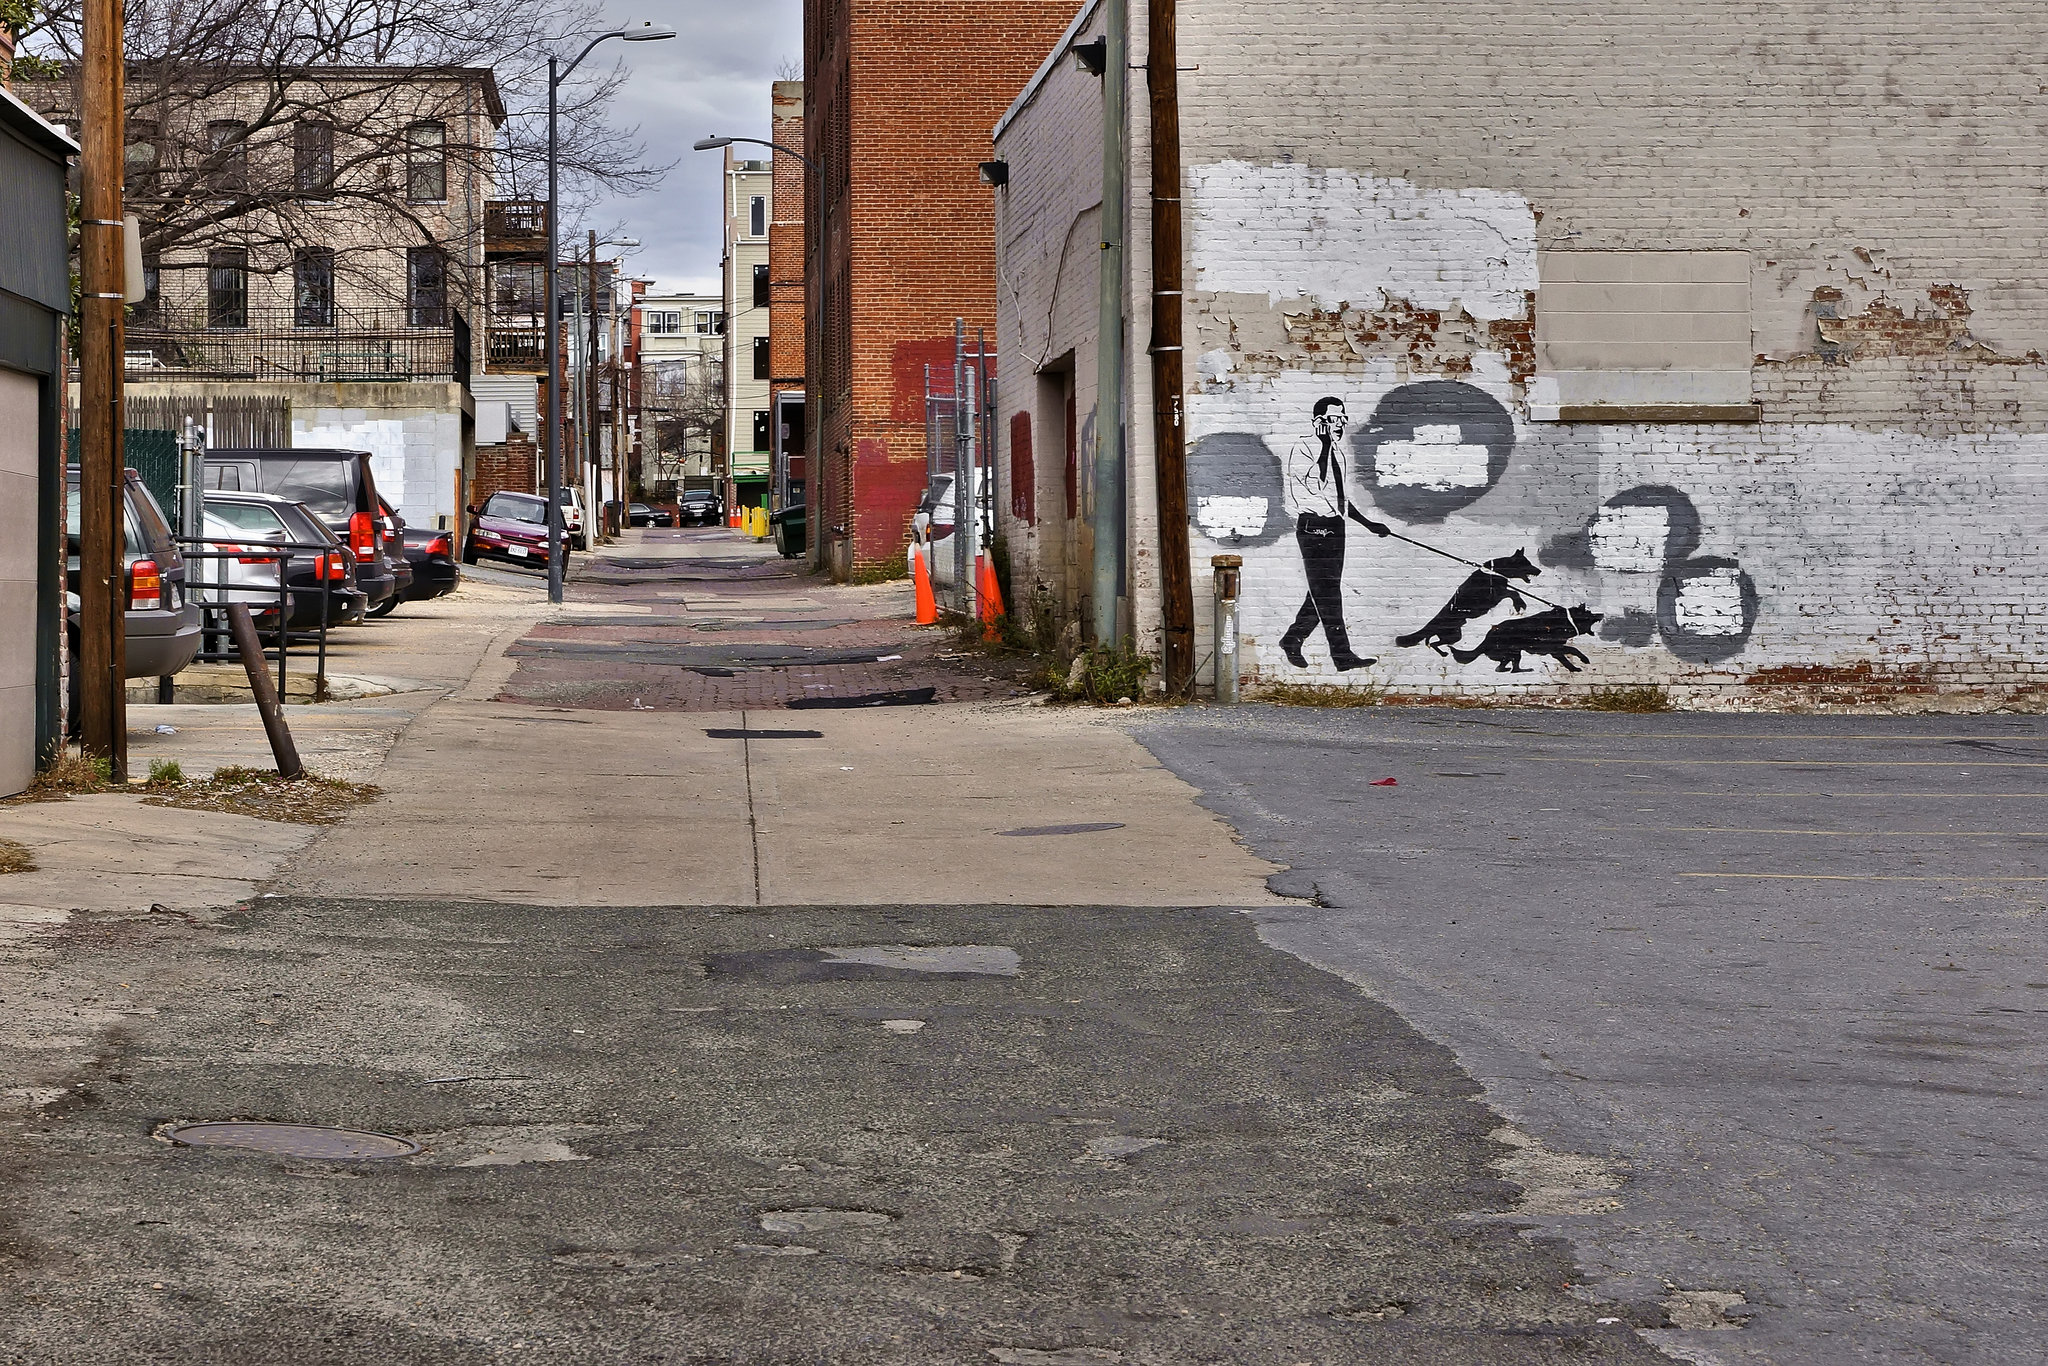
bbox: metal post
[1093,0,1129,647]
[78,0,127,776]
[1212,554,1241,704]
[226,602,302,778]
[1150,0,1193,694]
[952,319,969,613]
[544,55,565,603]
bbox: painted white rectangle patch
[1590,506,1669,573]
[1196,495,1269,540]
[1188,162,1538,321]
[1673,568,1747,635]
[1373,426,1492,491]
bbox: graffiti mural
[1184,376,1761,680]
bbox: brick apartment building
[994,0,2048,703]
[803,0,1082,579]
[767,81,807,515]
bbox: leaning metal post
[1212,554,1241,704]
[544,54,565,604]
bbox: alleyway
[1,529,2039,1364]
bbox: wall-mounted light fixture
[978,159,1010,188]
[1070,37,1107,75]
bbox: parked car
[204,449,400,613]
[463,491,552,568]
[63,468,202,715]
[556,486,587,550]
[627,501,655,527]
[198,491,366,630]
[912,470,988,587]
[678,490,722,525]
[649,505,676,527]
[398,524,461,603]
[368,498,415,616]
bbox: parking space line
[1522,757,2048,768]
[1677,872,2048,882]
[1601,825,2048,837]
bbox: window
[406,121,446,202]
[407,246,447,327]
[752,335,770,379]
[206,120,247,194]
[294,121,334,195]
[207,248,247,329]
[294,247,335,328]
[696,310,725,335]
[125,120,159,180]
[752,263,769,308]
[483,492,547,523]
[492,261,545,315]
[646,309,682,335]
[749,194,766,237]
[752,409,772,451]
[1532,251,1754,420]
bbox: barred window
[207,248,248,329]
[406,122,447,203]
[294,247,335,328]
[294,121,335,195]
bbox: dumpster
[770,503,807,559]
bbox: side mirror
[466,506,480,516]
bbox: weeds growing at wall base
[1253,680,1388,708]
[1582,686,1676,713]
[0,838,36,875]
[141,766,381,825]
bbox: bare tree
[645,355,724,479]
[12,0,666,311]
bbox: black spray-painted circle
[1186,430,1285,548]
[1656,556,1759,663]
[1541,484,1704,573]
[1350,381,1515,524]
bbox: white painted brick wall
[995,0,2048,696]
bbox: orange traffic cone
[976,554,1005,641]
[912,542,938,625]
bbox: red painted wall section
[1010,410,1034,525]
[891,336,961,424]
[853,436,926,565]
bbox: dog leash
[1369,521,1568,611]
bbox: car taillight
[317,552,349,580]
[426,534,451,556]
[350,511,375,558]
[129,559,162,610]
[208,541,277,566]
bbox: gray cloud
[575,0,802,292]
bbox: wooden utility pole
[1148,0,1193,695]
[77,0,127,774]
[587,229,602,514]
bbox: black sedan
[397,525,461,604]
[627,502,655,527]
[677,491,722,525]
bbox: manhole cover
[161,1121,420,1160]
[996,822,1125,836]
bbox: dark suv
[64,468,202,701]
[203,449,400,612]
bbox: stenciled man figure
[1279,396,1390,670]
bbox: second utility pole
[1148,0,1193,695]
[77,0,127,774]
[1092,0,1128,648]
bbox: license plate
[509,546,529,557]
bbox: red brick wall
[807,0,1081,576]
[472,434,539,508]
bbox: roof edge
[992,0,1104,145]
[0,85,80,158]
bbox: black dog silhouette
[1451,605,1604,673]
[1394,550,1540,655]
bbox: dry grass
[1253,680,1387,708]
[19,751,113,800]
[0,837,36,874]
[141,765,381,825]
[1582,685,1676,713]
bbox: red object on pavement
[913,543,938,625]
[1370,777,1398,786]
[976,554,1005,641]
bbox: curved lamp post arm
[694,135,813,169]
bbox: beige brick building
[994,0,2048,701]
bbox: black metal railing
[177,538,343,702]
[124,307,467,383]
[485,198,548,242]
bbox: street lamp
[692,135,813,168]
[545,20,674,604]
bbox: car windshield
[204,502,290,539]
[484,493,547,524]
[262,458,355,518]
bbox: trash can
[770,503,807,559]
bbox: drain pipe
[1091,0,1128,647]
[1212,554,1240,703]
[1149,0,1193,695]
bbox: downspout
[1092,0,1128,646]
[1147,0,1192,694]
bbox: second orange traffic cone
[912,542,938,625]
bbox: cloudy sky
[576,0,803,294]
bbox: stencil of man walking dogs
[1279,396,1392,670]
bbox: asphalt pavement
[1127,705,2048,1366]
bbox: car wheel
[367,596,399,618]
[461,540,478,565]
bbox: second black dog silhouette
[1394,549,1540,655]
[1451,604,1605,673]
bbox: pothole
[1488,1124,1623,1214]
[1078,1134,1168,1162]
[159,1121,420,1160]
[995,822,1125,837]
[1663,1286,1754,1330]
[705,943,1021,982]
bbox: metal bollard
[1212,554,1242,704]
